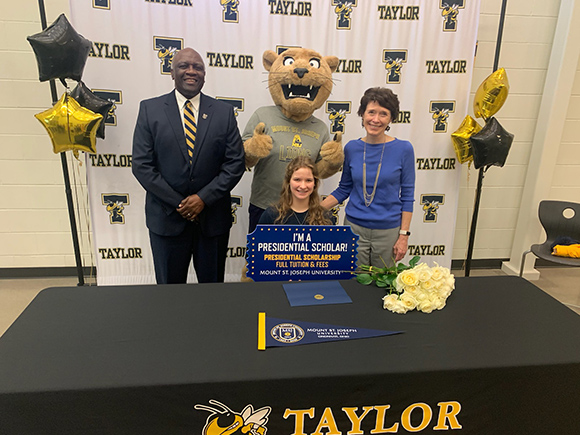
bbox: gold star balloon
[35,93,103,154]
[473,67,509,120]
[451,115,482,164]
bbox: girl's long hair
[275,156,332,225]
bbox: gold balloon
[473,68,509,119]
[34,93,102,154]
[451,115,482,164]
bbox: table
[1,276,579,434]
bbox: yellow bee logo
[194,400,271,435]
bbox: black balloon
[470,117,514,170]
[71,82,113,139]
[27,14,92,82]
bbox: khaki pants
[344,217,400,268]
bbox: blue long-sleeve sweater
[331,138,415,230]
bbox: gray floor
[1,267,579,337]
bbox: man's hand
[177,194,205,221]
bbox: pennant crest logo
[271,323,305,344]
[195,400,271,435]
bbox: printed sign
[246,225,359,281]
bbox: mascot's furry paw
[241,264,253,283]
[244,122,273,168]
[317,132,344,179]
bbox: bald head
[171,48,206,99]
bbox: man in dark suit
[132,47,245,284]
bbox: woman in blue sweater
[321,87,415,267]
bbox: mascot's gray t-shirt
[242,106,330,210]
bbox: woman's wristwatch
[399,230,411,236]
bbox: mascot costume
[242,48,344,232]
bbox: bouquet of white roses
[356,257,455,314]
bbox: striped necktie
[184,100,197,164]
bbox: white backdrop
[70,0,480,285]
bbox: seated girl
[258,156,332,225]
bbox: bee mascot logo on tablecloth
[194,400,271,435]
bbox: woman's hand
[393,235,409,262]
[320,194,339,210]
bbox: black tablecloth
[1,276,579,434]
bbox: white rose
[439,284,453,299]
[414,290,429,303]
[420,279,435,291]
[432,295,446,310]
[416,265,433,283]
[417,297,435,313]
[430,265,446,281]
[383,294,405,313]
[446,275,455,289]
[395,269,419,290]
[400,292,418,311]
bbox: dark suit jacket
[132,91,245,238]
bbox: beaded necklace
[362,140,387,207]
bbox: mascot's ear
[263,50,279,72]
[324,56,339,74]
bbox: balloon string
[67,152,97,282]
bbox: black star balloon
[71,82,114,139]
[35,93,103,155]
[470,117,514,170]
[27,14,92,82]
